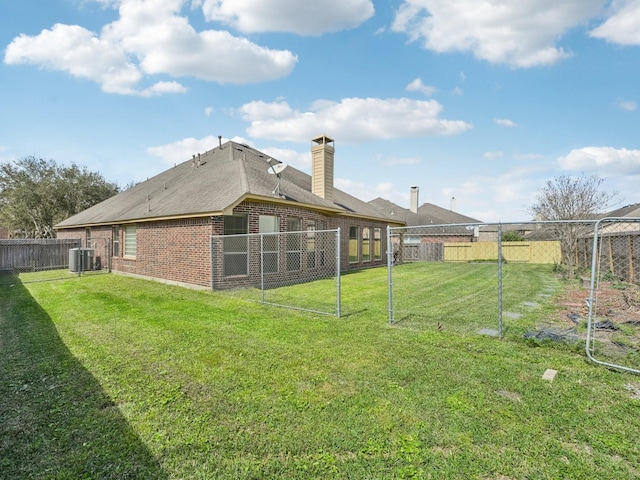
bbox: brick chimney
[410,186,419,214]
[311,135,334,202]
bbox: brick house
[55,136,403,289]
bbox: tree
[0,156,120,238]
[502,230,524,242]
[528,173,618,277]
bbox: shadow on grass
[0,274,166,479]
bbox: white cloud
[4,0,297,95]
[558,146,640,175]
[406,77,437,96]
[494,118,518,127]
[451,87,464,96]
[483,151,503,160]
[238,97,472,143]
[146,135,311,170]
[140,81,188,97]
[391,0,603,68]
[238,100,294,121]
[205,107,214,117]
[5,23,142,95]
[335,178,395,202]
[147,135,221,165]
[259,147,312,170]
[442,165,543,221]
[617,99,637,112]
[201,0,374,35]
[590,0,640,45]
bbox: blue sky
[1,0,639,222]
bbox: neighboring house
[480,223,535,242]
[369,186,482,243]
[368,187,482,262]
[55,135,403,289]
[594,203,640,233]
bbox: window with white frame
[307,220,316,269]
[112,226,120,257]
[318,220,327,266]
[223,215,248,276]
[362,227,371,262]
[286,217,302,271]
[259,215,279,273]
[374,228,382,260]
[124,225,137,257]
[349,226,359,263]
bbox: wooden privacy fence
[401,243,445,262]
[576,226,640,284]
[0,238,81,272]
[444,241,562,264]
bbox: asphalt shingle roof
[56,141,398,228]
[368,197,481,226]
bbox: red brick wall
[56,200,392,289]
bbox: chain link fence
[387,221,597,337]
[585,218,640,373]
[211,229,341,316]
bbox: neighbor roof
[368,198,481,226]
[604,203,640,219]
[56,141,400,228]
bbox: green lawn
[389,262,562,336]
[1,267,639,479]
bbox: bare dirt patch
[547,280,640,367]
[554,280,640,326]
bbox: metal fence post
[260,234,265,304]
[387,226,393,325]
[497,223,503,338]
[336,228,341,318]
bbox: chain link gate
[387,223,502,336]
[586,218,640,374]
[387,221,597,339]
[211,229,341,316]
